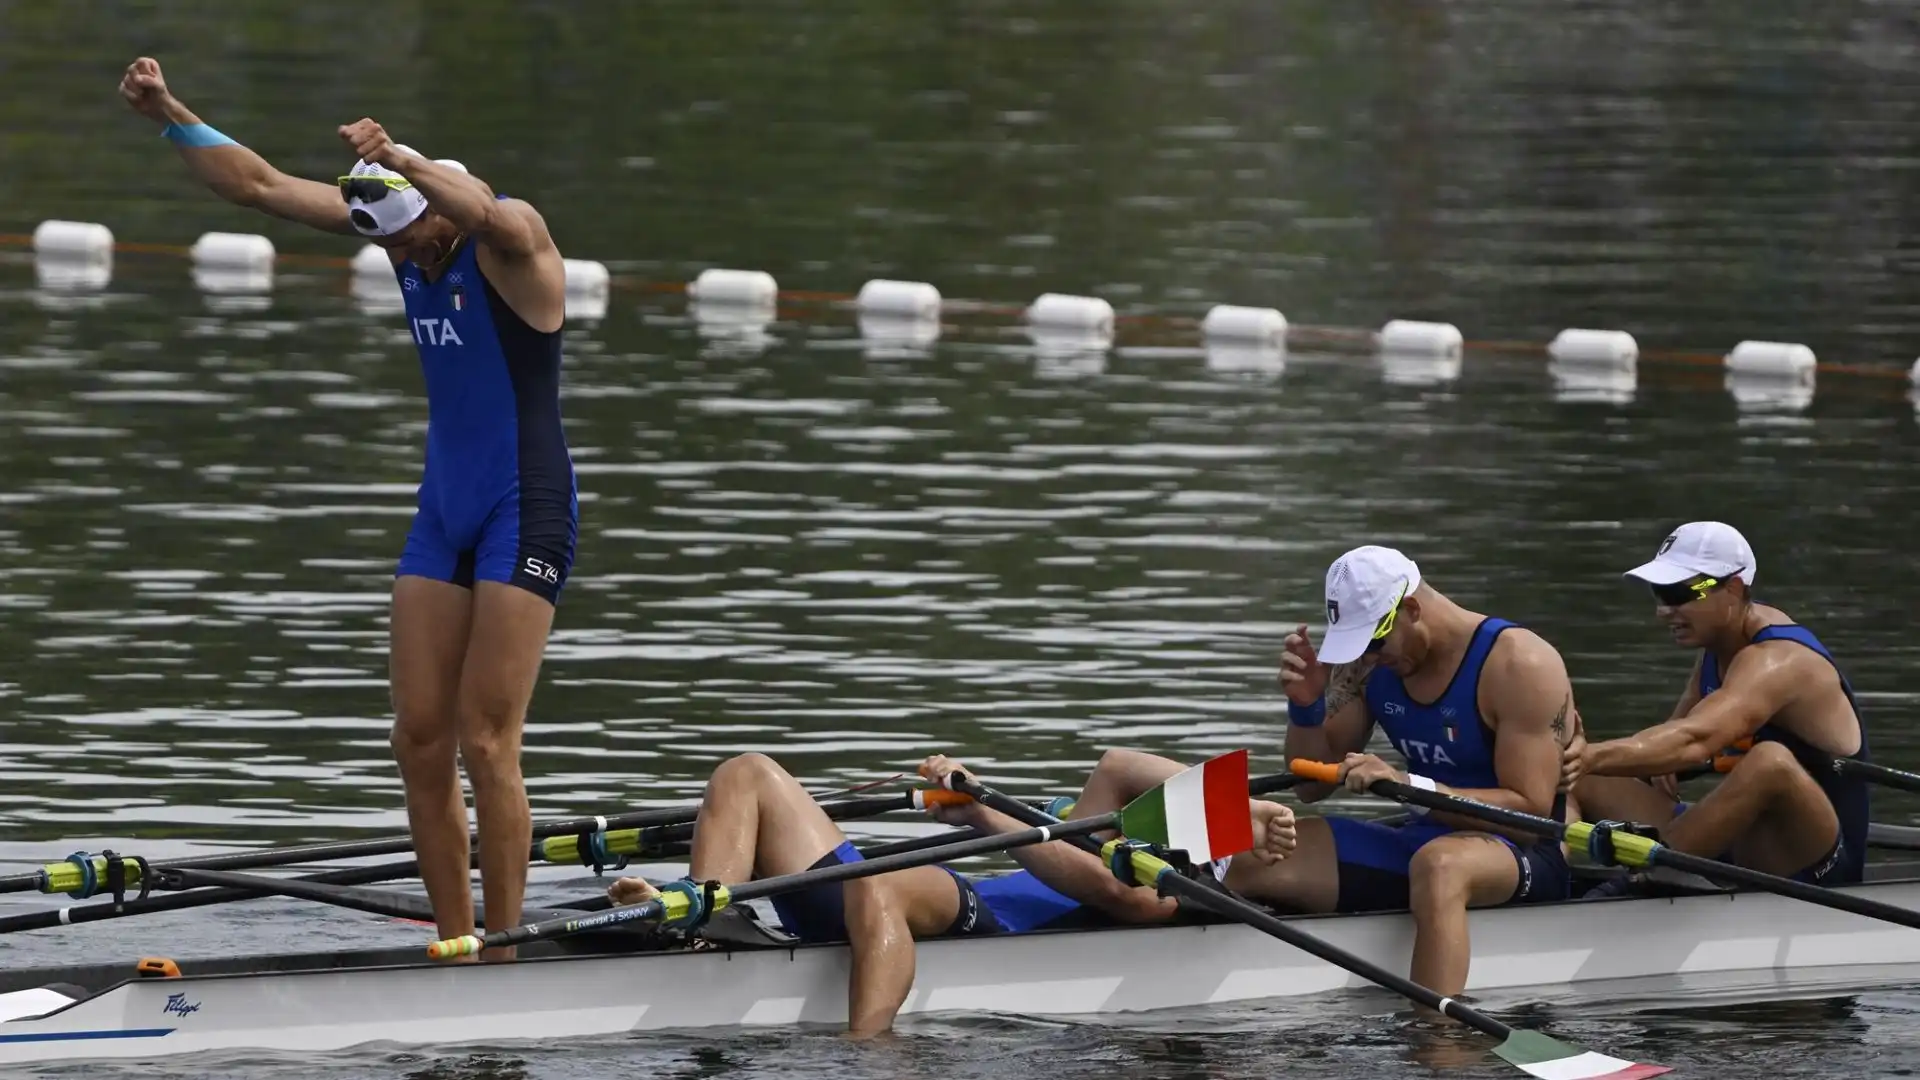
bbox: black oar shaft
[0,857,431,935]
[1331,768,1920,932]
[947,773,1513,1040]
[1841,758,1920,795]
[430,811,1122,957]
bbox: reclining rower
[608,751,1297,1035]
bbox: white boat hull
[3,878,1919,1064]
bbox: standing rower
[1568,522,1869,894]
[119,57,578,957]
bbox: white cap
[344,145,430,238]
[1624,521,1756,587]
[1320,545,1422,665]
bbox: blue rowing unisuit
[1323,617,1571,912]
[391,221,577,603]
[1694,622,1868,884]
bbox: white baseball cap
[1320,545,1421,664]
[1623,521,1756,587]
[343,145,430,238]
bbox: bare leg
[1662,741,1841,877]
[628,753,954,1037]
[388,576,475,951]
[1224,816,1340,913]
[1407,834,1521,999]
[1569,774,1682,832]
[455,581,556,961]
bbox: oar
[1695,748,1920,794]
[10,789,938,899]
[1296,759,1920,931]
[151,866,585,926]
[425,796,1131,959]
[0,857,436,936]
[942,762,1669,1080]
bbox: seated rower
[608,751,1297,1036]
[1263,545,1577,999]
[1568,521,1870,893]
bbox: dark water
[5,1,1920,1076]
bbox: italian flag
[1119,749,1254,863]
[1495,1032,1671,1079]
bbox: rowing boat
[1,862,1916,1065]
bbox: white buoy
[1201,305,1287,347]
[33,261,111,294]
[1725,340,1815,383]
[1026,293,1113,335]
[190,232,275,273]
[565,261,609,322]
[1379,319,1462,359]
[1547,328,1637,368]
[564,259,610,298]
[1382,353,1462,387]
[688,268,777,307]
[32,220,112,263]
[1909,358,1920,388]
[1550,359,1637,405]
[1205,342,1286,377]
[859,311,941,352]
[856,279,941,320]
[351,244,392,277]
[1726,371,1814,414]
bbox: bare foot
[608,876,661,906]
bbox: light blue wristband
[161,122,237,148]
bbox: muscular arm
[1423,631,1566,836]
[1287,658,1377,803]
[154,100,354,235]
[1586,644,1797,778]
[385,154,553,258]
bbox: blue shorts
[397,475,578,604]
[1326,816,1570,912]
[770,840,1006,943]
[1671,801,1863,886]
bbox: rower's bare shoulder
[1729,636,1827,685]
[1488,626,1571,686]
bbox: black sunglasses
[1649,572,1739,607]
[336,175,411,204]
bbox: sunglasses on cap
[336,174,413,203]
[1648,572,1739,608]
[1365,581,1410,653]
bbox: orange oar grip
[913,789,975,810]
[1731,737,1754,752]
[1714,755,1739,774]
[1290,759,1341,784]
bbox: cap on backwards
[1319,545,1421,665]
[1623,521,1756,587]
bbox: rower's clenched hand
[1340,752,1402,792]
[119,57,174,122]
[607,876,659,907]
[1248,801,1297,864]
[916,754,983,826]
[1279,623,1329,705]
[1559,710,1588,792]
[339,117,406,170]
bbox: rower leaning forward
[1568,521,1870,896]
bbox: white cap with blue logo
[1319,545,1422,665]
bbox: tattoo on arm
[1549,694,1570,745]
[1325,658,1374,713]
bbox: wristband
[1404,773,1436,816]
[1286,696,1327,728]
[162,122,237,148]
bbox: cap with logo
[1623,521,1756,587]
[1319,545,1422,665]
[340,145,436,238]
